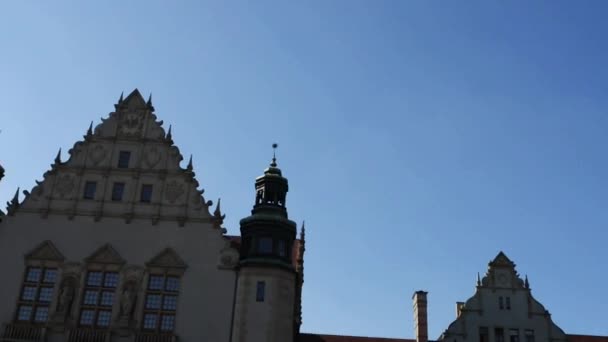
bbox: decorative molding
[25,240,65,262]
[85,244,126,265]
[146,248,187,269]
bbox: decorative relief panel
[118,112,145,137]
[165,181,185,204]
[144,146,162,168]
[89,145,107,166]
[54,174,76,199]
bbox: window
[499,296,504,310]
[84,181,97,200]
[142,275,180,332]
[525,330,535,342]
[495,328,504,342]
[256,281,265,302]
[258,237,273,254]
[140,184,153,203]
[278,240,286,257]
[506,297,511,310]
[118,151,131,168]
[78,271,119,328]
[15,267,57,323]
[112,183,125,201]
[510,329,519,342]
[479,327,489,342]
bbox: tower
[231,145,298,342]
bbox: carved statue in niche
[119,282,137,319]
[54,278,76,322]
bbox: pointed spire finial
[477,272,481,286]
[146,93,155,111]
[166,125,173,141]
[271,143,278,167]
[118,91,124,104]
[6,187,20,215]
[187,155,193,171]
[524,274,530,289]
[86,121,93,137]
[54,148,62,165]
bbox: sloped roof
[569,335,608,342]
[300,334,415,342]
[298,334,606,342]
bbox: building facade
[0,90,605,342]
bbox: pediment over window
[85,244,126,265]
[146,248,187,269]
[25,240,65,261]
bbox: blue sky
[1,1,607,338]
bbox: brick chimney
[413,291,428,342]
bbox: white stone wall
[439,253,567,342]
[231,267,295,342]
[0,213,237,342]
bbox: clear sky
[1,1,607,339]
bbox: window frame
[118,151,131,169]
[14,266,58,324]
[83,181,97,200]
[111,182,126,201]
[256,281,266,302]
[140,184,153,203]
[141,273,181,333]
[77,270,120,329]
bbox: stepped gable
[14,89,220,228]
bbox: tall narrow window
[495,328,504,342]
[499,296,504,310]
[509,329,519,342]
[140,184,153,203]
[118,151,131,168]
[256,281,265,302]
[278,240,286,257]
[15,267,58,323]
[479,327,489,342]
[112,183,125,201]
[142,275,180,332]
[83,181,97,200]
[258,237,273,254]
[79,271,119,328]
[506,297,511,310]
[525,330,535,342]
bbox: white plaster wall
[0,213,236,342]
[231,267,295,342]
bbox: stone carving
[25,240,65,261]
[119,283,136,319]
[89,145,107,166]
[144,146,162,168]
[54,174,75,199]
[57,281,75,316]
[165,181,184,204]
[118,112,144,137]
[85,244,126,265]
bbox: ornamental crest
[119,112,144,137]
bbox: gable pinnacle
[147,93,155,111]
[118,91,124,104]
[477,272,481,286]
[166,125,173,141]
[86,121,93,137]
[525,274,530,289]
[186,155,193,172]
[53,148,62,166]
[6,187,20,215]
